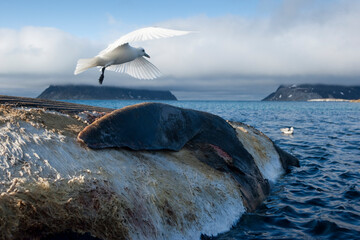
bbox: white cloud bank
[151,2,360,78]
[0,0,359,99]
[0,27,99,75]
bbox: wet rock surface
[0,95,113,114]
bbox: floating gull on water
[74,27,191,84]
[280,126,294,135]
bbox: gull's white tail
[74,58,98,75]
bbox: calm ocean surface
[66,100,360,239]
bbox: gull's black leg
[99,67,105,84]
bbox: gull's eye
[142,49,144,52]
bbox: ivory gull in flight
[74,27,190,84]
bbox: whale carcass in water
[78,102,299,211]
[0,101,299,239]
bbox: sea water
[65,100,360,239]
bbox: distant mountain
[262,84,360,101]
[37,85,177,100]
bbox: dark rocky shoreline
[37,85,177,100]
[263,84,360,101]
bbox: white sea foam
[230,122,284,183]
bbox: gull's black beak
[144,53,150,58]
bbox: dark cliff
[262,84,360,101]
[37,85,177,100]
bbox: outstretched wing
[99,27,191,56]
[106,57,162,80]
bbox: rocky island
[0,96,298,240]
[37,85,177,100]
[262,84,360,101]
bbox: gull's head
[138,47,150,58]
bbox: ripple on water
[339,171,359,180]
[303,218,355,239]
[343,185,360,200]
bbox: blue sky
[0,0,359,100]
[0,1,264,37]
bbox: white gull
[74,27,190,84]
[280,127,294,135]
